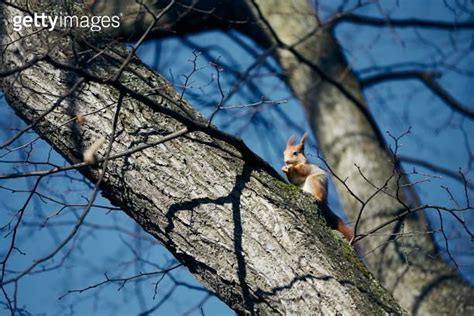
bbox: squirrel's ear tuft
[300,132,309,145]
[287,135,296,146]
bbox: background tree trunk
[87,0,474,314]
[0,2,403,315]
[246,2,474,315]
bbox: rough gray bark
[88,0,474,314]
[0,2,403,315]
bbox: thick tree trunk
[87,0,474,314]
[0,3,403,315]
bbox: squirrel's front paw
[281,165,290,173]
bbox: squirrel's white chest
[300,165,327,194]
[301,178,314,194]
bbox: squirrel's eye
[293,151,298,156]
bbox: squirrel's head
[283,132,308,165]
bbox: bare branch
[398,155,474,190]
[360,70,474,119]
[336,14,474,30]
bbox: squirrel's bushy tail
[320,204,353,241]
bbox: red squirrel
[282,132,354,242]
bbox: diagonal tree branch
[0,2,403,314]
